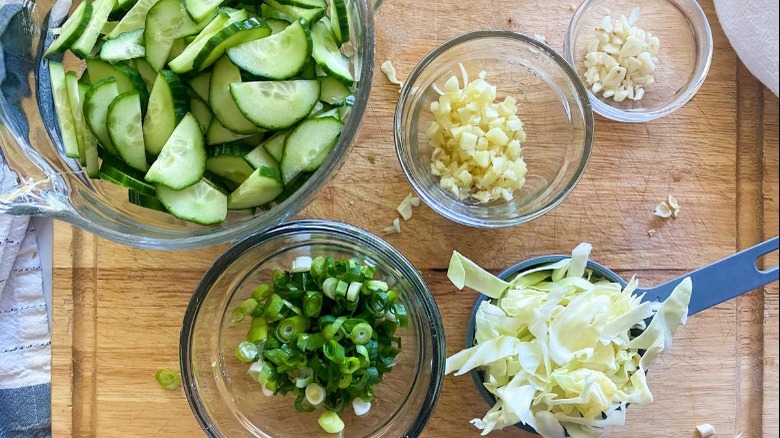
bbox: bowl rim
[464,255,626,434]
[179,219,446,437]
[563,0,714,122]
[394,30,594,229]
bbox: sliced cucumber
[275,0,326,8]
[128,190,168,212]
[145,113,206,189]
[205,117,255,145]
[311,19,353,85]
[245,141,280,170]
[108,91,149,171]
[64,72,88,163]
[209,56,262,134]
[227,166,283,209]
[143,70,189,155]
[226,18,310,80]
[85,58,149,107]
[271,171,310,205]
[307,101,325,118]
[264,0,324,24]
[84,77,120,155]
[99,154,156,196]
[48,61,80,158]
[100,29,145,62]
[280,116,341,184]
[156,179,228,225]
[74,80,100,176]
[265,18,290,34]
[184,0,229,23]
[318,75,351,106]
[298,57,317,80]
[113,0,139,14]
[207,143,255,183]
[187,71,211,101]
[193,17,271,71]
[168,38,188,62]
[313,107,339,119]
[129,58,157,91]
[259,131,287,162]
[230,79,320,130]
[190,96,212,132]
[260,4,293,22]
[168,10,246,74]
[145,0,193,70]
[71,0,117,58]
[44,1,92,58]
[108,0,160,38]
[328,0,349,45]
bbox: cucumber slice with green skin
[338,104,351,121]
[203,170,240,193]
[280,116,342,184]
[84,77,121,155]
[44,2,92,58]
[143,70,189,156]
[260,4,293,21]
[64,72,88,165]
[226,18,310,80]
[207,151,255,184]
[156,179,228,225]
[108,0,161,38]
[298,57,317,80]
[128,189,168,212]
[99,155,156,196]
[205,117,256,145]
[108,91,149,172]
[71,0,117,58]
[270,171,310,206]
[190,96,212,132]
[187,71,211,101]
[227,166,283,209]
[274,0,326,9]
[263,0,324,24]
[100,29,145,62]
[168,38,188,63]
[145,0,195,71]
[318,75,351,106]
[76,81,100,176]
[307,101,325,118]
[259,131,287,162]
[230,80,320,131]
[85,58,149,107]
[210,56,262,134]
[311,19,353,85]
[184,0,229,23]
[48,61,79,159]
[313,107,339,119]
[245,141,280,170]
[129,58,157,91]
[265,18,290,34]
[113,0,139,14]
[193,17,271,72]
[145,113,206,189]
[328,0,349,45]
[168,10,247,74]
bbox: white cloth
[714,0,780,96]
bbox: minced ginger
[427,71,527,204]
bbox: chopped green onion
[338,373,353,388]
[282,299,302,315]
[367,292,389,317]
[240,298,258,315]
[231,307,246,323]
[252,284,272,301]
[155,368,181,390]
[356,345,370,368]
[335,280,348,298]
[295,368,314,388]
[295,393,316,412]
[322,317,346,340]
[362,280,388,294]
[263,294,284,320]
[318,411,344,434]
[235,341,259,363]
[291,256,313,273]
[275,316,310,343]
[346,281,362,302]
[310,256,326,280]
[353,397,371,416]
[322,277,338,300]
[322,339,346,364]
[340,357,361,374]
[246,321,268,343]
[305,382,326,406]
[394,303,409,327]
[350,323,373,345]
[303,291,323,318]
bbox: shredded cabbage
[445,244,692,437]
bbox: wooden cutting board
[51,0,779,436]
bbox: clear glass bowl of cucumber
[181,220,445,437]
[0,0,375,249]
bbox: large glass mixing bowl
[0,0,375,249]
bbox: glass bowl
[394,31,594,229]
[0,0,375,249]
[180,220,445,437]
[563,0,713,122]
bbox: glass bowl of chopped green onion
[563,0,713,122]
[0,0,374,249]
[395,31,594,229]
[180,220,445,437]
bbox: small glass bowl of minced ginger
[564,0,713,122]
[394,31,593,228]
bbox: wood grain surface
[51,0,779,436]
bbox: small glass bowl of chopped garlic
[564,0,713,122]
[395,31,594,228]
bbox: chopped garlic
[583,7,659,102]
[380,60,403,90]
[654,201,673,218]
[696,423,715,437]
[647,229,656,237]
[569,3,577,11]
[427,71,528,204]
[397,193,421,221]
[383,217,401,234]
